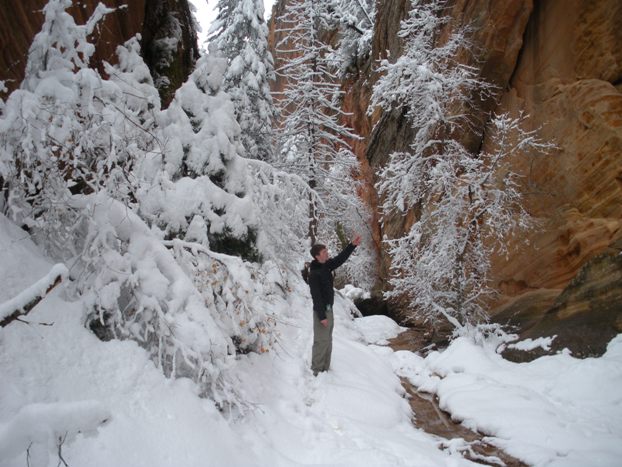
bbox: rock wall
[360,0,622,349]
[0,0,198,107]
[487,0,622,353]
[378,0,622,353]
[490,0,622,293]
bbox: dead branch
[0,276,63,328]
[57,432,69,467]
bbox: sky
[189,0,277,47]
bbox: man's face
[316,248,329,264]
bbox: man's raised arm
[326,235,361,271]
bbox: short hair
[310,244,326,259]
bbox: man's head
[310,244,329,263]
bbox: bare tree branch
[0,275,63,328]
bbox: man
[308,235,361,376]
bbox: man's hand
[320,319,328,327]
[352,235,362,246]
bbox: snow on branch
[0,264,68,327]
[274,0,367,247]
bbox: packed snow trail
[227,285,472,465]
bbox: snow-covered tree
[208,0,276,161]
[370,0,551,329]
[143,45,260,260]
[100,36,163,208]
[0,0,114,255]
[246,158,311,264]
[371,0,486,195]
[0,1,285,408]
[274,0,361,245]
[326,0,376,76]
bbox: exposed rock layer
[486,0,622,352]
[498,248,622,361]
[0,0,198,106]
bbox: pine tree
[274,0,360,245]
[208,0,276,161]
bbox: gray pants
[311,306,334,375]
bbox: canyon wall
[269,0,622,354]
[490,0,622,355]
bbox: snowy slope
[227,287,467,466]
[0,215,473,467]
[2,213,621,467]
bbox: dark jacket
[308,243,356,320]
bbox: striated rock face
[491,0,622,293]
[0,0,198,107]
[485,0,622,355]
[498,248,622,361]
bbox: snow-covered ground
[393,336,622,467]
[1,216,621,466]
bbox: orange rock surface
[489,0,622,308]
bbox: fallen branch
[0,264,68,328]
[57,432,69,467]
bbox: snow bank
[506,335,556,352]
[393,335,622,466]
[353,314,405,345]
[0,295,247,467]
[0,214,54,303]
[340,284,371,301]
[0,401,109,467]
